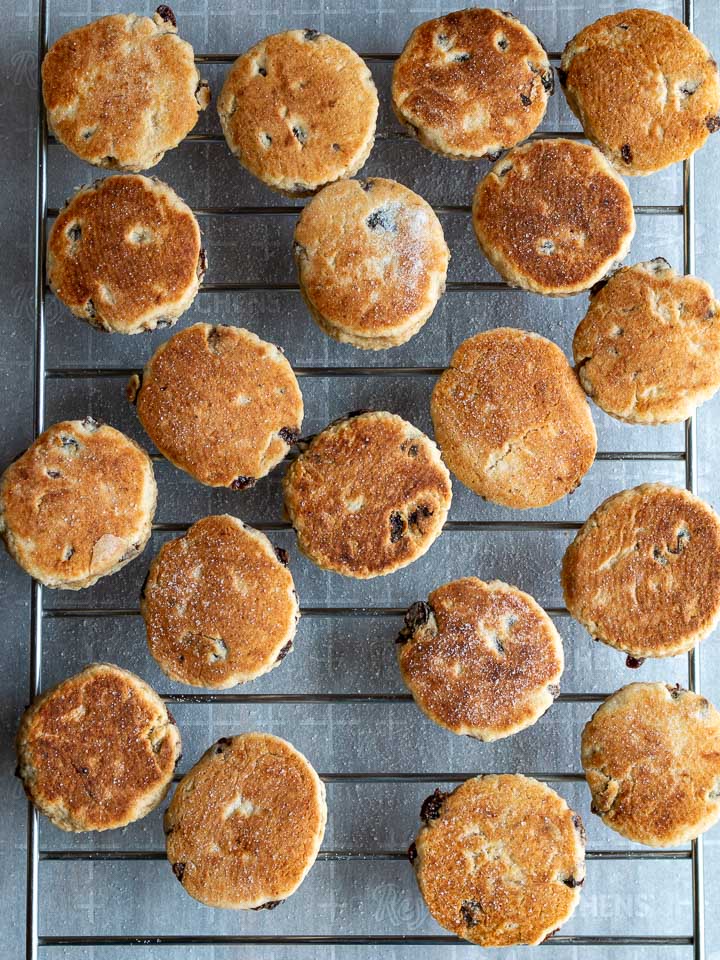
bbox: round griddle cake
[165,732,326,909]
[42,9,209,171]
[574,258,720,424]
[142,515,299,688]
[0,418,156,589]
[561,9,720,175]
[217,30,378,197]
[129,323,303,488]
[392,8,552,159]
[431,328,597,509]
[48,175,204,334]
[472,138,635,296]
[294,177,449,349]
[283,411,452,578]
[582,682,720,846]
[411,775,586,946]
[16,663,181,832]
[397,578,564,740]
[562,483,720,659]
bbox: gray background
[1,0,719,957]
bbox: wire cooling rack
[25,0,707,956]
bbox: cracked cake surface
[431,327,596,509]
[165,732,326,909]
[42,9,209,171]
[562,483,720,659]
[282,411,451,578]
[582,682,720,846]
[397,578,564,740]
[391,8,552,160]
[411,774,586,946]
[142,515,299,689]
[0,418,156,589]
[217,29,378,197]
[16,663,181,832]
[129,323,303,487]
[573,259,720,424]
[560,9,720,176]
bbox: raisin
[562,875,583,888]
[156,5,177,27]
[408,505,433,528]
[275,640,293,662]
[485,149,502,163]
[231,476,256,490]
[292,125,308,146]
[621,143,633,165]
[258,66,267,77]
[366,208,396,232]
[389,511,405,543]
[668,684,685,700]
[497,37,509,51]
[571,813,587,844]
[172,862,186,882]
[454,53,470,62]
[60,435,79,452]
[252,899,284,910]
[279,427,300,445]
[420,789,447,823]
[46,469,60,479]
[460,899,483,926]
[360,180,373,192]
[626,655,645,669]
[274,546,289,566]
[520,93,531,106]
[396,600,432,644]
[215,737,232,755]
[706,115,720,133]
[304,29,320,40]
[548,683,560,698]
[67,223,81,243]
[407,841,418,863]
[541,71,554,93]
[82,416,101,432]
[197,248,208,279]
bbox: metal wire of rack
[24,0,706,956]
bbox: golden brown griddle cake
[283,411,452,579]
[397,578,564,740]
[472,139,635,296]
[48,176,205,334]
[0,418,156,590]
[165,732,326,909]
[561,9,720,175]
[574,258,720,424]
[142,515,299,689]
[16,663,181,832]
[392,8,552,160]
[411,775,586,946]
[562,483,720,660]
[582,682,720,846]
[293,177,449,350]
[129,323,303,488]
[431,328,597,509]
[42,9,209,171]
[217,30,378,197]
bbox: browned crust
[294,178,449,348]
[142,515,299,689]
[282,411,452,579]
[165,733,326,909]
[132,323,303,487]
[16,663,181,832]
[397,578,564,740]
[0,419,156,589]
[392,8,552,160]
[42,11,209,171]
[561,9,720,175]
[472,139,636,296]
[573,258,720,424]
[582,682,720,846]
[217,30,378,196]
[413,774,585,946]
[562,483,720,658]
[48,176,203,334]
[430,328,597,509]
